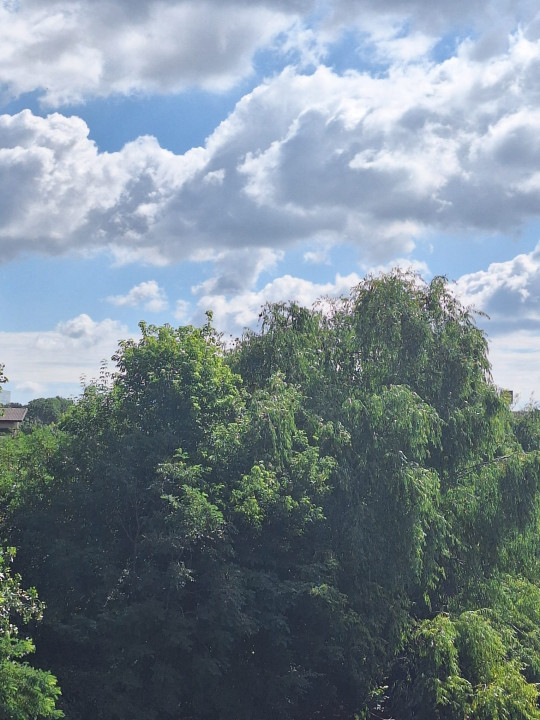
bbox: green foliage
[23,397,73,429]
[1,272,540,720]
[388,610,540,720]
[513,404,540,453]
[0,548,62,719]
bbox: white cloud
[453,242,540,403]
[192,248,284,295]
[174,299,192,323]
[455,243,540,333]
[53,314,126,347]
[3,7,540,292]
[304,247,331,264]
[0,1,296,105]
[0,315,131,402]
[486,329,540,405]
[363,257,431,277]
[14,380,46,397]
[322,0,531,40]
[195,271,362,335]
[156,30,540,271]
[0,0,533,109]
[0,111,201,262]
[108,280,168,312]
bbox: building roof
[0,407,27,422]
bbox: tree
[0,547,63,719]
[23,398,73,428]
[2,274,540,719]
[231,271,540,717]
[0,323,337,719]
[0,365,63,719]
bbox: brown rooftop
[0,408,27,422]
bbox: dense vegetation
[5,397,74,429]
[1,271,540,719]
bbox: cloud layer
[2,0,540,403]
[4,19,540,286]
[0,1,295,104]
[0,314,128,400]
[452,243,540,402]
[1,0,535,105]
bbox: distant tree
[24,397,73,428]
[512,403,540,453]
[0,366,8,411]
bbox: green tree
[0,367,63,719]
[2,274,540,720]
[232,271,540,717]
[23,398,73,428]
[0,547,62,719]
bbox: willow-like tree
[232,271,540,718]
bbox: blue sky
[1,0,540,404]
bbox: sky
[1,0,540,405]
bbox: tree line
[1,271,540,719]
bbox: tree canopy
[23,397,74,428]
[1,271,540,719]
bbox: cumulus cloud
[0,315,130,402]
[0,1,296,105]
[195,271,362,335]
[317,0,534,52]
[174,299,192,323]
[150,24,540,267]
[3,5,540,291]
[456,242,540,334]
[14,380,46,397]
[48,314,126,348]
[108,280,168,311]
[193,248,284,295]
[486,329,540,405]
[451,242,540,403]
[363,257,431,277]
[304,247,331,264]
[0,0,533,107]
[0,110,202,262]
